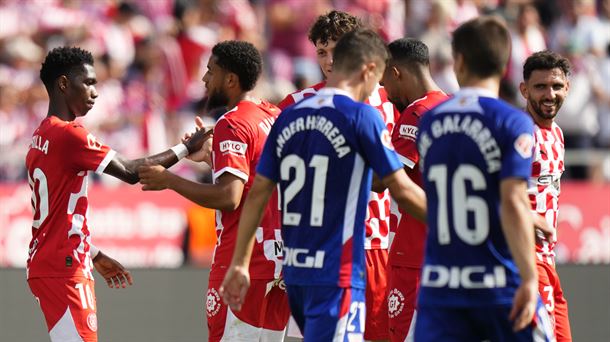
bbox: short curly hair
[523,50,571,81]
[40,46,94,90]
[308,10,363,46]
[333,29,388,74]
[388,38,430,67]
[211,41,262,91]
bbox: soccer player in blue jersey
[414,16,554,341]
[220,29,427,341]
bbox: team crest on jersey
[399,125,418,140]
[387,288,405,318]
[381,129,394,150]
[219,140,247,156]
[206,288,222,317]
[514,133,534,158]
[86,134,103,151]
[86,313,98,332]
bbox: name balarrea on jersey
[419,115,501,173]
[275,115,351,158]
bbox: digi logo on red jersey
[399,125,418,140]
[219,140,247,156]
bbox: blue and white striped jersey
[417,87,535,306]
[257,87,403,289]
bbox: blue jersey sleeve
[355,104,403,178]
[500,109,534,180]
[256,117,280,182]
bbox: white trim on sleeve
[397,154,416,169]
[95,150,117,175]
[213,166,248,183]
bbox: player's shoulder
[278,81,326,109]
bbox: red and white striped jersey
[527,122,565,265]
[25,116,115,280]
[278,83,400,249]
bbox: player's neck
[46,100,75,122]
[227,92,258,110]
[326,74,364,102]
[458,75,500,97]
[409,77,442,103]
[528,109,554,129]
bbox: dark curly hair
[40,46,94,90]
[333,29,388,74]
[388,38,430,68]
[308,10,363,46]
[211,41,262,91]
[523,50,571,81]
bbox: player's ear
[226,72,239,89]
[57,75,69,93]
[518,82,528,99]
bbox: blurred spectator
[506,3,546,106]
[266,0,329,89]
[0,0,607,183]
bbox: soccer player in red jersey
[519,50,573,341]
[138,41,289,342]
[277,11,400,341]
[380,38,449,342]
[26,47,209,342]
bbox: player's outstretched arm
[92,250,133,289]
[104,127,213,184]
[500,178,538,331]
[138,167,244,211]
[220,174,276,311]
[382,168,427,222]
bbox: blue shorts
[414,299,554,341]
[287,285,365,342]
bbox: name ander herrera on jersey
[274,115,351,158]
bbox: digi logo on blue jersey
[257,87,403,289]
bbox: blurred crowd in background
[1,0,609,183]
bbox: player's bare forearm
[106,151,180,184]
[229,174,276,267]
[383,169,427,222]
[104,128,213,184]
[500,179,537,284]
[140,168,244,211]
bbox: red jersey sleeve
[212,116,251,182]
[63,122,115,174]
[392,108,421,169]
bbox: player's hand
[138,165,171,191]
[533,214,556,243]
[219,265,250,312]
[183,117,213,157]
[509,279,537,331]
[93,251,133,289]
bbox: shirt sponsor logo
[219,140,247,155]
[421,265,507,289]
[514,133,534,159]
[399,124,418,140]
[283,247,325,269]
